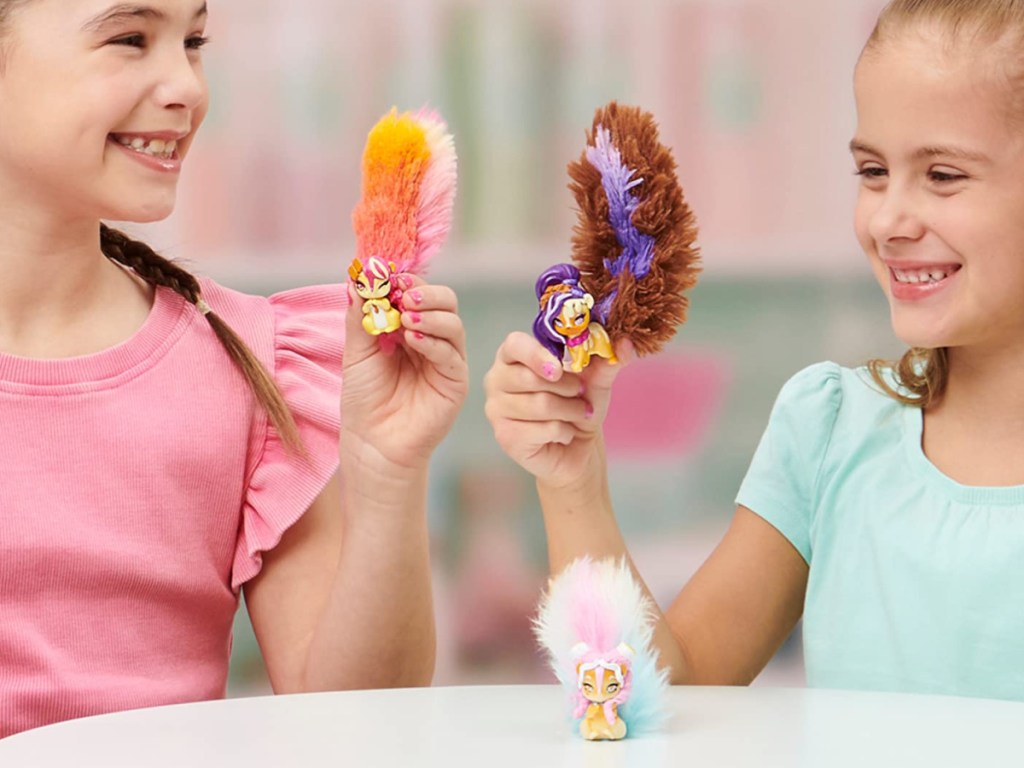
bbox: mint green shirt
[737,362,1024,701]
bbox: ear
[584,293,595,310]
[619,662,630,679]
[348,259,363,282]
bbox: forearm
[302,463,435,691]
[538,437,695,684]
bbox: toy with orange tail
[533,102,700,372]
[535,557,670,741]
[350,108,457,341]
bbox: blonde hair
[869,0,1024,48]
[866,1,1024,407]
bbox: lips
[888,262,962,301]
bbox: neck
[921,345,1024,485]
[937,345,1024,424]
[0,217,152,358]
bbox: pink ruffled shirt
[0,278,345,739]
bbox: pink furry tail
[412,109,457,273]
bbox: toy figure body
[534,264,618,373]
[349,256,402,336]
[578,664,629,741]
[535,558,669,741]
[553,294,618,373]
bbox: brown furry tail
[568,102,700,356]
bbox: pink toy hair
[362,256,393,287]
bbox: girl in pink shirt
[0,0,468,738]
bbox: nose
[865,181,927,245]
[153,50,208,112]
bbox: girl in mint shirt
[486,0,1024,701]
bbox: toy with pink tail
[534,556,670,741]
[350,107,457,341]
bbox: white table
[1,685,1022,767]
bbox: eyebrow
[849,139,991,163]
[82,2,208,34]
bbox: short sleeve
[231,284,347,591]
[735,362,843,564]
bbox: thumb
[581,337,634,394]
[344,282,385,366]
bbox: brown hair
[865,0,1024,407]
[101,225,303,453]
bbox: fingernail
[578,381,587,397]
[414,331,425,341]
[409,290,424,305]
[585,401,595,419]
[542,362,557,380]
[398,274,412,289]
[409,311,423,325]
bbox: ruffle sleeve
[231,284,347,591]
[735,361,843,564]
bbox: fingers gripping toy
[535,557,669,741]
[534,102,700,371]
[350,108,457,339]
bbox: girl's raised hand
[341,274,468,473]
[484,331,633,489]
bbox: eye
[554,318,564,328]
[575,314,585,324]
[111,33,146,48]
[929,168,968,183]
[186,35,211,51]
[855,165,887,179]
[607,683,619,692]
[582,683,593,691]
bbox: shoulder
[775,361,900,422]
[195,278,347,368]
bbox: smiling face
[0,0,210,225]
[852,28,1024,354]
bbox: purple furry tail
[586,125,656,322]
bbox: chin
[110,200,177,224]
[890,318,952,351]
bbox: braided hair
[100,225,303,453]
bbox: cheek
[853,190,876,252]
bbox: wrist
[339,435,429,510]
[536,435,609,499]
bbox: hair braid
[100,224,304,454]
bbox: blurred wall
[131,0,903,692]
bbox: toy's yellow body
[554,297,618,373]
[349,257,402,336]
[580,701,627,741]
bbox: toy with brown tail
[533,102,700,371]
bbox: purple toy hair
[533,263,593,360]
[586,125,657,323]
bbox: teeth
[114,135,178,159]
[893,268,950,284]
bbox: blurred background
[134,0,904,692]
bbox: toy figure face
[354,272,392,301]
[553,297,592,340]
[579,666,622,703]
